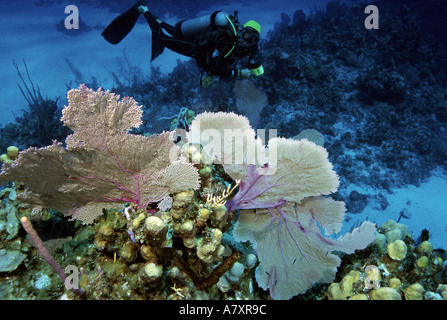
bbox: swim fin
[150,30,165,61]
[102,5,141,44]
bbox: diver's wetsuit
[101,3,259,79]
[142,10,239,78]
[142,10,195,58]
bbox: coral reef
[325,219,446,300]
[255,0,447,199]
[0,84,377,300]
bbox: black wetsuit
[102,4,258,79]
[143,10,242,78]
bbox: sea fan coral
[188,111,267,179]
[225,137,340,212]
[0,85,200,224]
[188,113,376,299]
[233,203,376,299]
[223,137,376,299]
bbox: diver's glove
[238,68,252,79]
[138,4,149,14]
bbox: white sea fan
[157,195,173,212]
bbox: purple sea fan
[226,137,376,299]
[0,85,200,224]
[226,137,340,212]
[233,203,376,300]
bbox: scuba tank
[177,11,230,39]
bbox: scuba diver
[102,1,264,87]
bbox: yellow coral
[350,294,368,300]
[196,208,210,227]
[196,229,224,263]
[327,270,360,300]
[387,240,407,261]
[389,277,402,289]
[172,190,195,208]
[433,257,443,266]
[370,287,402,300]
[416,256,429,269]
[405,283,425,300]
[0,154,11,164]
[0,146,19,165]
[7,146,19,159]
[366,266,381,283]
[417,241,433,254]
[380,219,411,242]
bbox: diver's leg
[141,11,194,58]
[160,22,176,37]
[139,6,160,31]
[137,6,177,37]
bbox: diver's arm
[208,53,262,79]
[207,59,260,79]
[209,65,251,79]
[207,56,250,79]
[207,52,234,77]
[209,65,234,77]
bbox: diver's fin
[150,31,165,61]
[102,6,141,44]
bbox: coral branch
[20,217,84,296]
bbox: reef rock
[0,249,26,272]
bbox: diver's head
[236,20,260,56]
[242,20,261,43]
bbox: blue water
[0,0,332,125]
